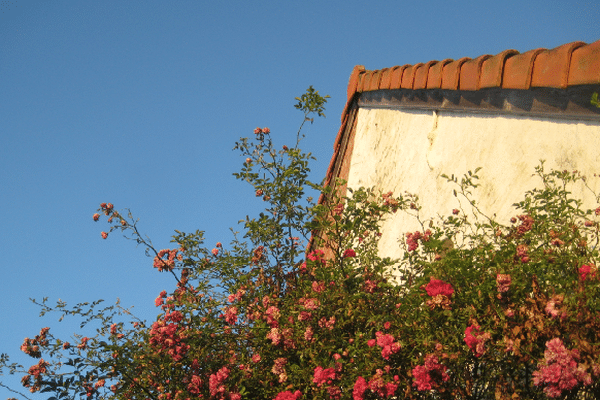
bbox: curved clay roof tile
[531,41,586,88]
[568,40,600,85]
[389,65,410,89]
[426,59,453,89]
[414,61,438,89]
[401,63,423,89]
[441,57,471,90]
[379,68,393,90]
[347,65,365,101]
[460,54,492,91]
[480,49,520,89]
[502,48,545,89]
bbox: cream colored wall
[346,107,600,260]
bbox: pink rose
[343,248,356,258]
[496,274,512,293]
[425,278,453,297]
[579,264,596,281]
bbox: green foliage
[3,87,600,400]
[592,92,600,108]
[294,85,330,119]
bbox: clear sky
[1,1,598,398]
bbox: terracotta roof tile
[368,69,383,91]
[401,63,423,89]
[480,49,519,88]
[568,40,600,86]
[389,65,409,89]
[531,41,586,88]
[441,57,470,90]
[460,54,492,90]
[379,68,392,89]
[347,65,364,100]
[502,48,545,89]
[426,59,452,89]
[347,65,364,101]
[414,61,438,89]
[359,71,372,92]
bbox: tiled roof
[323,39,600,200]
[347,39,600,99]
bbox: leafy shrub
[3,89,600,400]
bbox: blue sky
[1,0,598,398]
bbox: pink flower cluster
[77,337,88,350]
[516,244,529,263]
[20,327,50,359]
[273,390,302,400]
[532,338,591,398]
[153,249,181,272]
[227,288,246,303]
[254,127,270,135]
[425,278,453,297]
[209,366,232,399]
[187,374,202,394]
[343,248,356,258]
[266,327,282,345]
[579,264,596,281]
[265,305,280,327]
[22,359,50,393]
[496,274,512,293]
[412,354,450,391]
[313,366,336,387]
[300,297,320,310]
[352,372,398,400]
[307,250,326,265]
[96,203,118,238]
[374,331,401,360]
[154,290,167,307]
[312,281,325,293]
[464,324,490,357]
[382,191,399,212]
[405,230,431,251]
[272,357,288,383]
[148,319,189,361]
[223,306,238,325]
[516,214,534,235]
[545,294,567,320]
[318,316,336,330]
[363,279,378,293]
[424,278,454,309]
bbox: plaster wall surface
[346,107,600,260]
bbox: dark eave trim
[357,85,600,121]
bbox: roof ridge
[346,39,599,104]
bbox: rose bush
[2,88,600,400]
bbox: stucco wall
[346,107,600,260]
